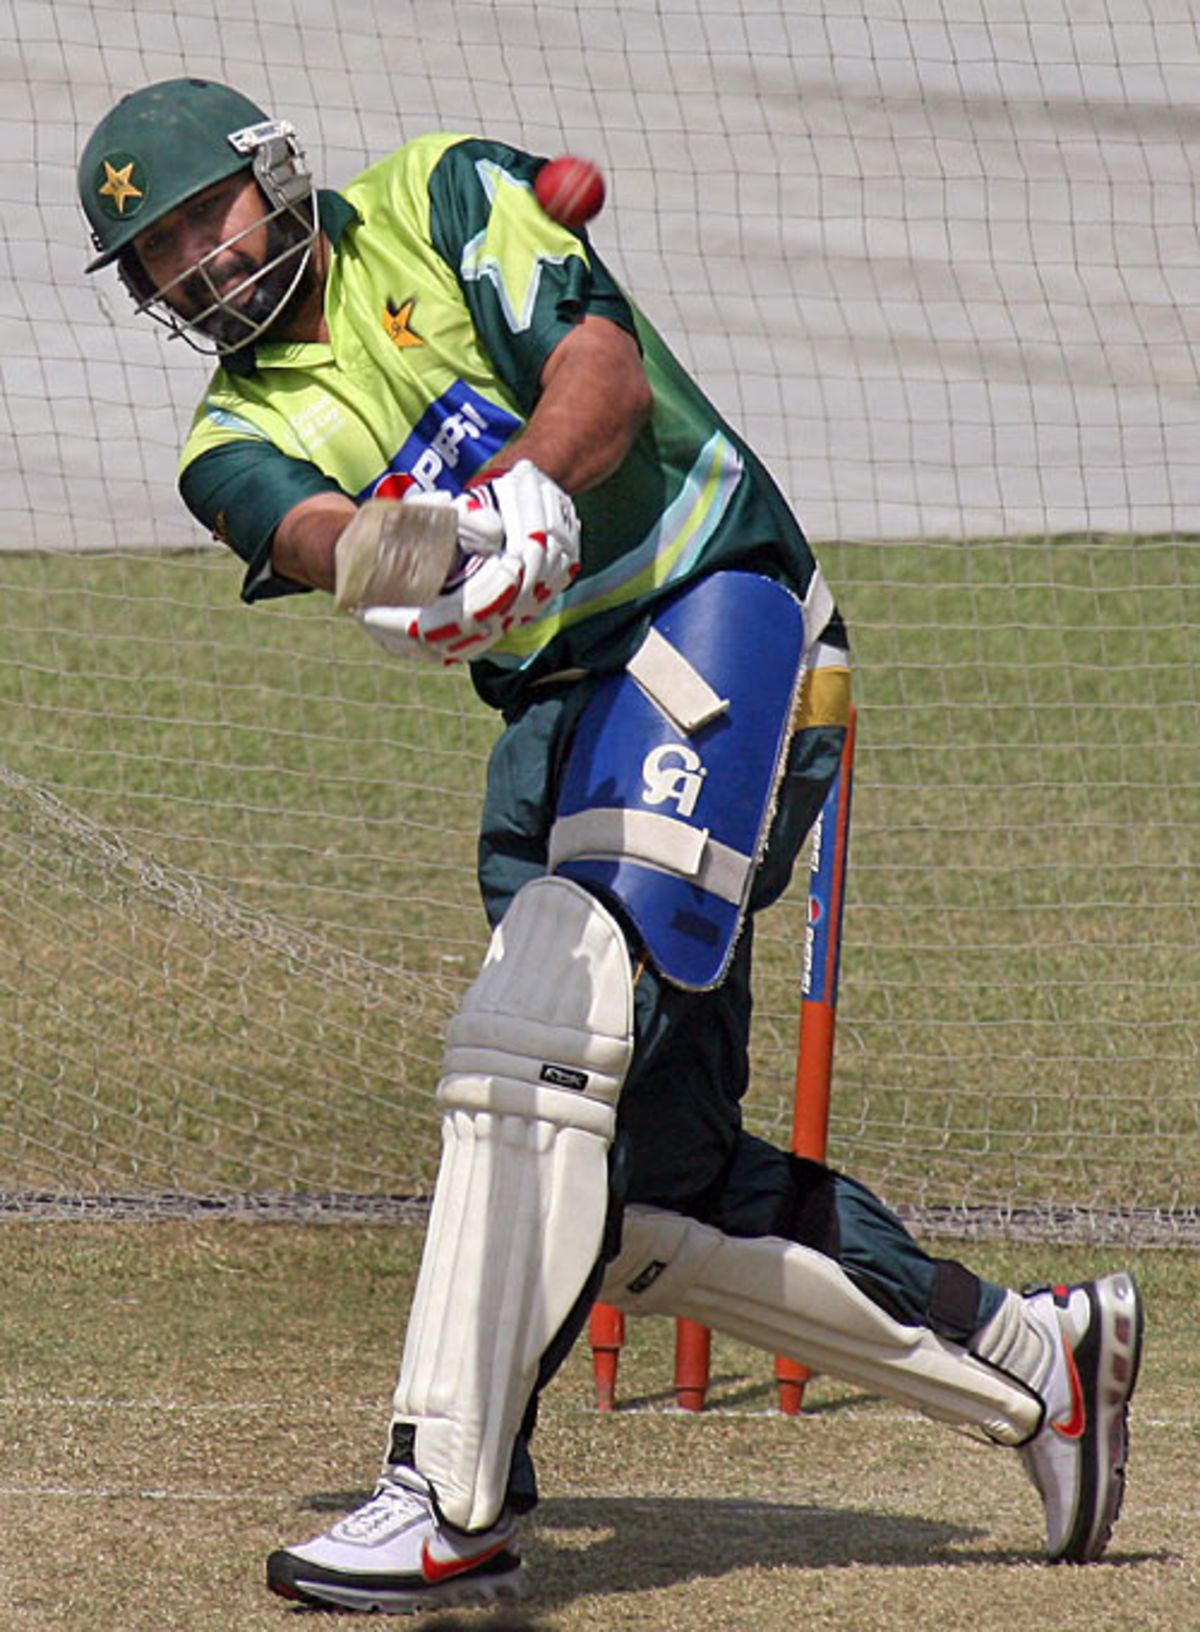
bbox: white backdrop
[4,0,1200,549]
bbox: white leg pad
[391,876,633,1531]
[600,1205,1044,1444]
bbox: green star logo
[459,160,579,334]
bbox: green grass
[1,551,493,1194]
[0,1222,1195,1632]
[1,540,1198,1218]
[0,539,1196,1625]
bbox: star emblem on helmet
[98,159,144,214]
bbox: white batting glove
[360,462,581,664]
[394,483,506,557]
[484,460,581,622]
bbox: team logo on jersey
[381,297,424,350]
[95,154,146,219]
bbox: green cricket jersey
[179,133,839,711]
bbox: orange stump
[673,1317,712,1411]
[589,1301,625,1412]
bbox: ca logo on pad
[641,743,706,819]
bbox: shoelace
[334,1477,430,1544]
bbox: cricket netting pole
[776,702,857,1413]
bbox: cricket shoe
[266,1467,527,1614]
[1019,1272,1143,1562]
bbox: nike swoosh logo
[420,1535,510,1585]
[1050,1337,1087,1440]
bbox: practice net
[2,0,1197,1243]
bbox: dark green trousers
[476,681,1005,1337]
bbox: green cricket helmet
[78,77,318,355]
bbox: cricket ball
[534,155,606,230]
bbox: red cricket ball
[534,155,606,230]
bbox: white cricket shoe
[266,1468,527,1614]
[1019,1272,1143,1562]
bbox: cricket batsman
[78,78,1143,1614]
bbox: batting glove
[360,462,581,664]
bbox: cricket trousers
[472,668,1005,1508]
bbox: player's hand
[425,462,581,618]
[393,483,505,558]
[360,463,580,664]
[476,460,582,622]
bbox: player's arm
[426,135,651,490]
[179,436,349,602]
[271,490,354,594]
[480,314,651,493]
[181,315,647,605]
[271,316,649,596]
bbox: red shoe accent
[1051,1337,1087,1441]
[420,1535,511,1586]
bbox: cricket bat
[333,499,460,612]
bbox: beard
[184,209,318,353]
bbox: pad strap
[548,808,750,902]
[626,625,729,732]
[801,564,835,649]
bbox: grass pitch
[1,539,1196,1626]
[2,540,1198,1219]
[0,1223,1195,1632]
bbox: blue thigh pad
[548,572,807,989]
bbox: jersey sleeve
[425,137,638,413]
[178,439,346,602]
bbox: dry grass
[0,1223,1195,1631]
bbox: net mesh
[3,0,1197,1241]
